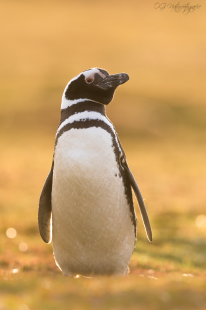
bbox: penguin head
[62,68,129,108]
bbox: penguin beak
[97,73,129,90]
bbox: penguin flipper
[38,164,53,243]
[123,161,152,242]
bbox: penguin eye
[85,78,94,84]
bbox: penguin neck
[60,100,106,124]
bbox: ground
[0,1,206,309]
[0,132,206,310]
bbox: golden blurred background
[0,1,206,309]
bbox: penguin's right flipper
[38,163,53,243]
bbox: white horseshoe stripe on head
[61,98,101,110]
[83,68,107,80]
[61,69,107,110]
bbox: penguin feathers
[38,68,152,276]
[38,164,53,243]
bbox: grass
[1,1,206,309]
[0,131,206,309]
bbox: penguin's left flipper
[38,164,53,243]
[122,158,152,242]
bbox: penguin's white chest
[52,127,135,276]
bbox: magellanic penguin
[38,68,152,277]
